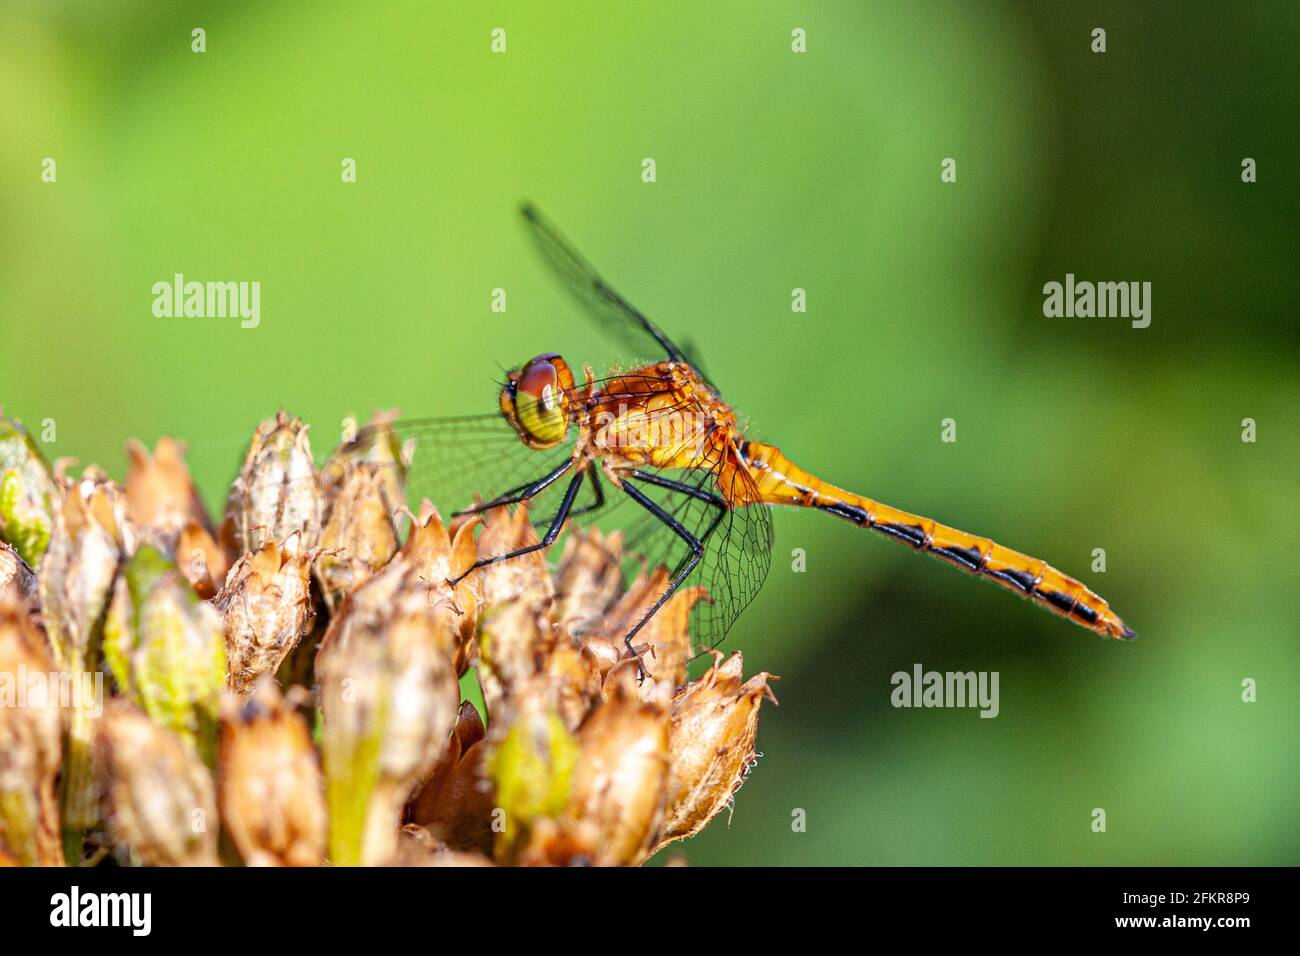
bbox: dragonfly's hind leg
[447,468,586,586]
[618,471,727,676]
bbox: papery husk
[553,528,625,636]
[218,681,326,866]
[320,409,409,516]
[407,700,494,855]
[177,519,228,599]
[97,701,219,866]
[474,505,558,717]
[316,506,472,865]
[213,533,315,697]
[39,468,131,861]
[225,411,323,557]
[652,651,776,853]
[517,667,670,866]
[314,462,400,613]
[124,438,211,556]
[587,564,707,694]
[0,600,64,866]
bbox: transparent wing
[338,414,598,527]
[612,442,774,656]
[520,202,694,369]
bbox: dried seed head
[553,528,625,635]
[0,542,36,602]
[316,513,466,866]
[653,652,776,853]
[177,519,228,598]
[474,506,559,715]
[0,600,63,866]
[102,546,226,764]
[226,411,323,556]
[124,438,211,557]
[546,640,604,731]
[321,410,409,510]
[544,667,670,866]
[97,701,218,866]
[331,504,479,671]
[213,533,316,697]
[314,462,400,613]
[408,700,494,855]
[218,681,326,867]
[38,468,132,671]
[588,566,707,694]
[0,415,57,568]
[487,677,579,863]
[475,504,554,610]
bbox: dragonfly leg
[452,458,574,517]
[628,470,727,553]
[618,474,727,672]
[447,468,586,585]
[558,467,605,521]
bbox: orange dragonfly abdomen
[736,441,1135,640]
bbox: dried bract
[214,533,315,697]
[97,702,218,866]
[225,411,322,556]
[218,681,326,866]
[0,600,63,866]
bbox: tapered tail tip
[1120,625,1137,641]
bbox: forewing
[520,202,692,368]
[328,414,594,528]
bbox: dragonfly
[338,204,1135,662]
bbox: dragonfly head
[500,353,576,449]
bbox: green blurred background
[2,1,1296,865]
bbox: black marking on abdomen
[877,522,928,549]
[931,544,983,571]
[817,502,872,526]
[1070,601,1099,625]
[985,566,1036,593]
[1039,589,1077,614]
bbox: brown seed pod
[218,682,326,867]
[316,507,472,865]
[313,462,400,614]
[522,668,670,867]
[553,528,625,635]
[225,411,323,557]
[40,468,133,848]
[96,702,219,866]
[39,468,132,671]
[652,652,776,853]
[0,599,63,866]
[213,533,316,698]
[474,505,559,717]
[408,700,494,855]
[124,438,212,557]
[586,565,708,693]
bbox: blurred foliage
[1,1,1295,865]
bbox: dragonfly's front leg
[446,466,587,586]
